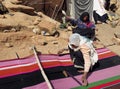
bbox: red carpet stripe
[0,63,39,78]
[0,61,73,78]
[98,51,116,60]
[0,48,117,79]
[89,79,120,89]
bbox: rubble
[0,0,120,60]
[5,43,13,48]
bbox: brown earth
[1,22,120,61]
[0,28,71,61]
[0,0,120,61]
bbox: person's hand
[81,74,88,86]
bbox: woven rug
[0,48,120,89]
[102,82,120,89]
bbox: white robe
[69,34,98,66]
[79,36,98,66]
[93,0,107,16]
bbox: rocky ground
[0,0,120,61]
[1,17,120,61]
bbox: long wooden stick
[53,0,64,20]
[32,46,53,89]
[51,5,58,19]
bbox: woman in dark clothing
[68,46,84,69]
[66,12,96,40]
[93,11,108,24]
[80,12,90,23]
[68,12,95,30]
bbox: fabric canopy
[74,0,93,20]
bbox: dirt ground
[95,24,120,55]
[0,2,120,89]
[0,0,120,60]
[0,22,120,61]
[0,27,71,61]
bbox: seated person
[66,12,96,40]
[93,0,108,24]
[67,12,95,30]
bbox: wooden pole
[54,0,64,20]
[32,46,53,89]
[43,0,46,14]
[51,5,58,19]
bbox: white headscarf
[68,33,93,49]
[69,33,80,47]
[68,33,98,66]
[93,0,107,16]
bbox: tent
[66,0,93,20]
[23,0,93,20]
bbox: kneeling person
[58,33,98,86]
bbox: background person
[66,12,96,40]
[93,0,108,24]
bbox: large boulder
[12,0,63,18]
[0,12,38,31]
[3,0,36,15]
[37,20,59,37]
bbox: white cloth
[93,0,107,16]
[79,35,98,65]
[69,33,81,47]
[69,33,98,65]
[89,44,98,65]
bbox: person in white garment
[58,33,98,86]
[93,0,108,24]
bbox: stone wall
[21,0,64,19]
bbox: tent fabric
[0,48,120,89]
[74,0,93,19]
